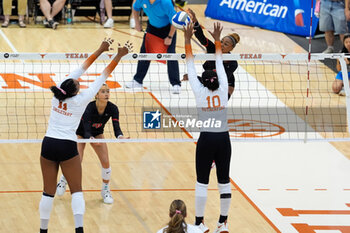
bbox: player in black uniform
[183,8,240,99]
[56,84,129,204]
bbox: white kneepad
[71,192,85,215]
[195,182,208,197]
[39,195,54,219]
[218,183,231,194]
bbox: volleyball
[172,11,191,29]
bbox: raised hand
[208,22,223,41]
[99,38,114,52]
[117,41,133,57]
[183,23,195,43]
[187,8,197,23]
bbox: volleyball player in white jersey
[184,23,232,233]
[56,84,130,204]
[39,38,132,233]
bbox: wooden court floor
[1,4,350,233]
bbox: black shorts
[41,136,78,162]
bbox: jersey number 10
[206,95,221,108]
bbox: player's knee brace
[39,193,54,219]
[195,182,208,197]
[71,192,85,215]
[101,167,111,181]
[218,182,232,198]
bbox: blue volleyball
[172,11,191,29]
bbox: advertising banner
[205,0,319,37]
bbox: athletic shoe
[339,88,346,96]
[101,190,114,204]
[43,19,49,27]
[48,20,58,30]
[322,47,334,54]
[214,221,229,233]
[103,18,114,28]
[171,85,181,94]
[126,80,143,88]
[56,175,67,196]
[175,0,187,8]
[198,223,209,233]
[129,17,135,29]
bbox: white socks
[195,182,208,217]
[218,183,232,217]
[39,193,54,229]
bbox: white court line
[0,29,18,53]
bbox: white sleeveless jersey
[45,67,108,141]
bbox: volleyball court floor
[1,4,350,233]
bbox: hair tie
[57,87,66,95]
[175,210,182,214]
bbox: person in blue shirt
[332,34,350,96]
[126,0,181,94]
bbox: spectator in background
[129,0,136,28]
[157,200,202,233]
[1,0,27,27]
[40,0,66,29]
[317,0,350,53]
[332,34,350,95]
[126,0,181,94]
[102,0,114,28]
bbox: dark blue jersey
[76,101,123,138]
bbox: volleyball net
[0,52,349,143]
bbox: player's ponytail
[202,70,219,91]
[163,200,187,233]
[50,79,79,101]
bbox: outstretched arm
[187,8,215,52]
[66,38,114,80]
[184,23,202,91]
[79,41,133,104]
[208,22,228,89]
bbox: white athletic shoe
[214,221,229,233]
[103,18,114,28]
[56,175,67,196]
[171,85,181,94]
[129,17,135,29]
[339,88,346,96]
[198,223,209,233]
[101,190,114,204]
[126,80,143,88]
[322,47,334,54]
